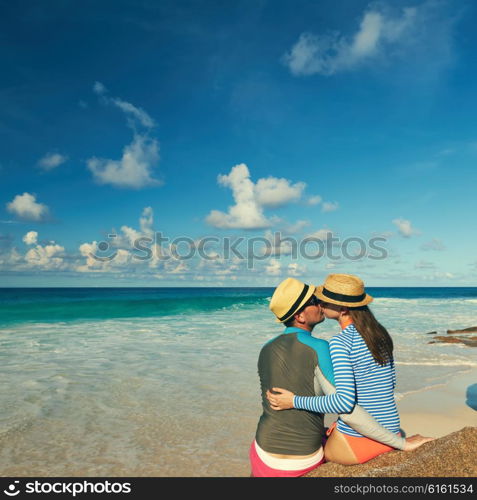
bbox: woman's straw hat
[315,273,373,308]
[269,277,317,323]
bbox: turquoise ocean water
[0,287,476,476]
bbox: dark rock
[305,427,476,477]
[428,335,477,347]
[429,336,465,344]
[425,331,437,335]
[462,338,477,347]
[447,326,477,334]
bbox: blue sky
[1,0,476,287]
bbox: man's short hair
[284,316,295,327]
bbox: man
[249,277,406,477]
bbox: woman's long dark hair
[348,306,393,365]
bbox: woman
[266,273,433,465]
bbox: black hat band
[321,287,366,303]
[279,284,310,321]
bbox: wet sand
[397,368,477,439]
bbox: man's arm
[314,364,405,449]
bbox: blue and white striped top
[294,323,400,437]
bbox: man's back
[255,330,325,455]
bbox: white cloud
[206,164,306,229]
[136,207,168,270]
[351,11,383,58]
[110,98,155,128]
[88,82,160,189]
[282,219,310,235]
[0,248,23,269]
[304,194,340,214]
[22,231,38,245]
[392,217,420,238]
[282,32,330,77]
[25,240,66,270]
[306,195,322,206]
[265,258,281,276]
[139,206,154,234]
[262,230,295,257]
[77,241,103,270]
[77,207,165,273]
[38,152,68,171]
[415,259,436,269]
[282,2,446,76]
[196,255,242,278]
[305,228,334,241]
[119,206,155,246]
[93,81,155,129]
[288,262,306,277]
[255,177,305,207]
[0,232,67,272]
[371,230,395,239]
[87,135,161,189]
[206,164,272,229]
[6,193,49,221]
[166,260,189,275]
[421,238,446,251]
[119,226,141,247]
[93,81,107,95]
[76,241,133,273]
[421,271,456,281]
[111,249,133,266]
[321,201,339,213]
[211,263,239,276]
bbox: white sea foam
[375,297,477,305]
[394,383,448,401]
[396,361,477,367]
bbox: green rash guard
[255,327,331,456]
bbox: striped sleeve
[391,360,397,390]
[293,335,356,414]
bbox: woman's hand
[403,434,435,451]
[266,388,295,410]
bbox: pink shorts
[249,441,325,478]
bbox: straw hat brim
[275,285,317,323]
[315,285,373,308]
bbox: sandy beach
[397,368,477,439]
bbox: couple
[249,273,433,478]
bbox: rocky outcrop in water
[428,336,477,347]
[427,326,477,347]
[447,326,477,334]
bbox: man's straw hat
[269,277,317,323]
[315,273,373,307]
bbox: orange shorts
[326,422,396,464]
